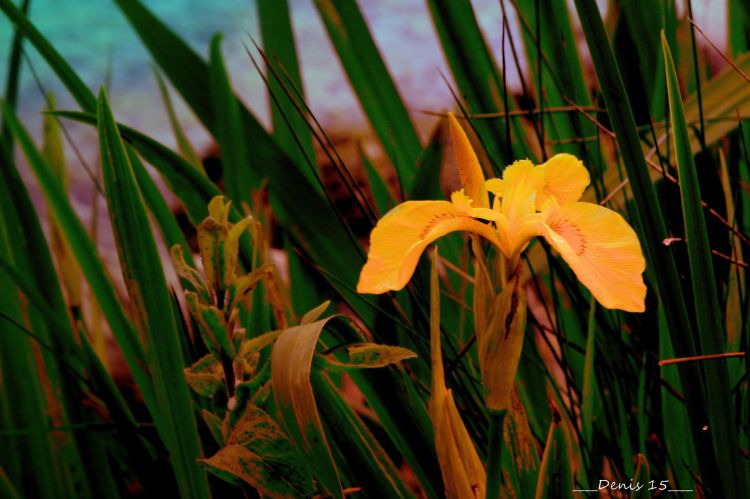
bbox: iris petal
[357,201,502,293]
[537,153,590,208]
[448,113,489,208]
[540,202,647,312]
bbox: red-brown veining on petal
[420,212,458,238]
[549,218,587,256]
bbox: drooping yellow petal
[540,202,647,312]
[448,113,488,208]
[536,153,590,208]
[357,200,501,294]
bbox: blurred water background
[2,0,725,165]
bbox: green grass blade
[153,69,203,171]
[257,0,316,176]
[514,0,595,159]
[1,103,159,433]
[0,191,68,499]
[127,147,194,265]
[0,0,29,154]
[425,0,518,168]
[662,34,744,496]
[409,121,445,201]
[49,110,221,225]
[0,0,95,111]
[729,0,750,56]
[209,34,254,204]
[657,308,696,490]
[0,467,21,499]
[533,416,572,499]
[96,89,210,499]
[571,0,733,490]
[581,299,598,446]
[359,145,394,216]
[313,0,421,190]
[113,0,376,324]
[312,371,416,498]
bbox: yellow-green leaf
[299,300,331,325]
[184,354,223,398]
[323,343,417,370]
[271,318,343,498]
[428,249,486,498]
[199,408,314,498]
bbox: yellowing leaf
[170,244,209,302]
[199,408,314,498]
[300,300,331,325]
[428,249,486,498]
[184,354,223,398]
[322,343,417,370]
[478,271,526,412]
[271,318,343,499]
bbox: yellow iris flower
[357,114,647,313]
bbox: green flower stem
[486,408,508,499]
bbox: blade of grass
[662,34,744,496]
[572,0,718,488]
[113,0,376,325]
[312,371,416,498]
[0,184,68,499]
[425,0,521,169]
[313,0,421,191]
[533,415,572,499]
[359,144,394,216]
[209,34,254,204]
[0,0,29,156]
[513,0,595,160]
[127,146,194,265]
[580,298,598,446]
[97,89,210,499]
[49,110,221,225]
[257,0,316,179]
[410,120,445,201]
[1,103,159,438]
[153,69,203,171]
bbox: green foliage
[1,0,749,497]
